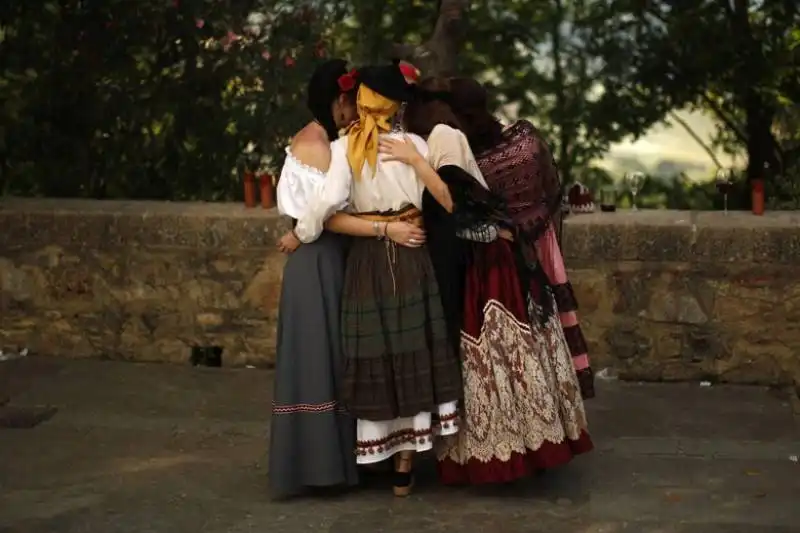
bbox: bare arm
[378,136,454,212]
[408,153,454,213]
[325,213,427,245]
[324,213,378,236]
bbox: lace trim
[283,147,326,177]
[437,303,589,464]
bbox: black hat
[357,62,414,103]
[307,59,349,140]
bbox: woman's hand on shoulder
[386,222,426,248]
[378,135,425,167]
[277,230,302,254]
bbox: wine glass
[715,168,734,215]
[624,171,645,211]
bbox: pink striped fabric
[535,225,590,371]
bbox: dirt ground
[1,357,798,533]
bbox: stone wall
[1,199,799,386]
[0,199,291,367]
[563,210,800,387]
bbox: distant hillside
[597,154,712,181]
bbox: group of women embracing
[269,59,595,499]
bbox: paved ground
[0,358,798,533]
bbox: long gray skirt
[268,231,359,498]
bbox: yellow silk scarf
[346,84,399,181]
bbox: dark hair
[404,77,462,137]
[306,59,348,140]
[448,77,503,153]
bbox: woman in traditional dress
[379,76,593,485]
[269,59,427,499]
[292,64,462,497]
[447,77,595,400]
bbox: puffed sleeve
[276,152,302,219]
[293,141,352,243]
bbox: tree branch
[701,92,748,143]
[391,0,467,76]
[668,110,724,169]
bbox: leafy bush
[0,0,340,200]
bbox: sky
[598,108,741,181]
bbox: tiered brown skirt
[339,237,463,422]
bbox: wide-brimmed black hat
[307,59,349,140]
[357,62,414,103]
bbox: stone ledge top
[0,197,282,219]
[564,209,800,229]
[563,209,800,264]
[1,198,798,262]
[0,198,291,249]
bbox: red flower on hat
[399,62,421,83]
[337,69,358,92]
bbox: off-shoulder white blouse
[276,147,347,220]
[294,133,429,243]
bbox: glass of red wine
[715,168,733,215]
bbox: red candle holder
[243,171,256,208]
[751,179,764,216]
[259,173,275,209]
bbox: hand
[378,135,424,166]
[498,228,515,242]
[277,230,301,254]
[386,222,426,248]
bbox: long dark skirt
[340,238,463,464]
[268,231,359,498]
[436,239,593,485]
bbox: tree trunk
[744,90,779,181]
[391,0,467,76]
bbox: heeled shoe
[392,454,414,497]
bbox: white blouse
[294,133,429,243]
[276,147,346,220]
[426,124,489,190]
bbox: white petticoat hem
[355,400,459,465]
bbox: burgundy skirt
[436,238,592,485]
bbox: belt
[353,206,422,227]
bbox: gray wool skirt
[268,231,359,498]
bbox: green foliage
[585,0,799,203]
[1,0,797,208]
[0,0,341,200]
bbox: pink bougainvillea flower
[284,57,295,67]
[195,19,205,29]
[261,50,271,60]
[222,31,240,51]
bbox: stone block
[0,199,289,365]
